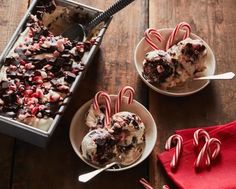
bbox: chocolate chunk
[132,119,139,129]
[2,93,17,105]
[33,27,50,42]
[4,57,19,66]
[31,59,48,69]
[96,138,106,146]
[44,102,59,117]
[55,57,65,66]
[2,104,19,113]
[65,72,76,83]
[132,136,138,144]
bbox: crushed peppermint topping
[0,1,95,130]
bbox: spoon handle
[78,162,117,183]
[87,0,135,30]
[194,72,235,80]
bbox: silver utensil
[78,144,144,183]
[62,0,135,41]
[194,72,235,80]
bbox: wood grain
[149,0,236,188]
[0,1,29,189]
[1,0,235,188]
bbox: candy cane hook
[166,22,191,51]
[207,138,221,160]
[144,28,162,50]
[114,86,135,114]
[165,134,183,169]
[93,91,112,128]
[193,129,211,168]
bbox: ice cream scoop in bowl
[134,25,216,97]
[69,91,157,173]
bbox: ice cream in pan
[81,87,145,167]
[0,0,97,131]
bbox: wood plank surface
[1,0,235,188]
[0,1,29,189]
[4,0,150,189]
[149,0,236,188]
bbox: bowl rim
[134,28,216,97]
[69,94,157,171]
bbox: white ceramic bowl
[134,28,216,97]
[69,95,157,171]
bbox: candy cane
[195,140,211,168]
[144,28,162,50]
[114,86,135,114]
[162,185,170,189]
[207,138,221,160]
[139,178,153,189]
[93,91,112,128]
[193,129,210,147]
[193,129,211,167]
[165,134,183,169]
[194,129,221,168]
[165,22,191,51]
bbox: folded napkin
[158,121,236,189]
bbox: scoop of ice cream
[168,38,207,75]
[81,128,117,165]
[85,104,107,129]
[111,111,145,147]
[142,50,175,84]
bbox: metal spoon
[78,144,144,183]
[62,0,135,41]
[194,72,235,80]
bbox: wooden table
[0,0,235,188]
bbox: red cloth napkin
[158,121,236,189]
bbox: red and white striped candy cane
[193,129,210,146]
[93,91,112,128]
[207,137,221,160]
[195,138,221,168]
[139,178,153,189]
[194,140,211,168]
[165,22,191,51]
[139,178,170,189]
[193,129,211,168]
[165,134,183,169]
[144,28,162,50]
[163,185,170,189]
[114,86,135,114]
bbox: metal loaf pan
[0,0,112,147]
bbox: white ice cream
[111,111,145,146]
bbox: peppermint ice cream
[0,0,95,130]
[143,38,207,89]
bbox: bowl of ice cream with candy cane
[69,86,157,171]
[134,22,216,97]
